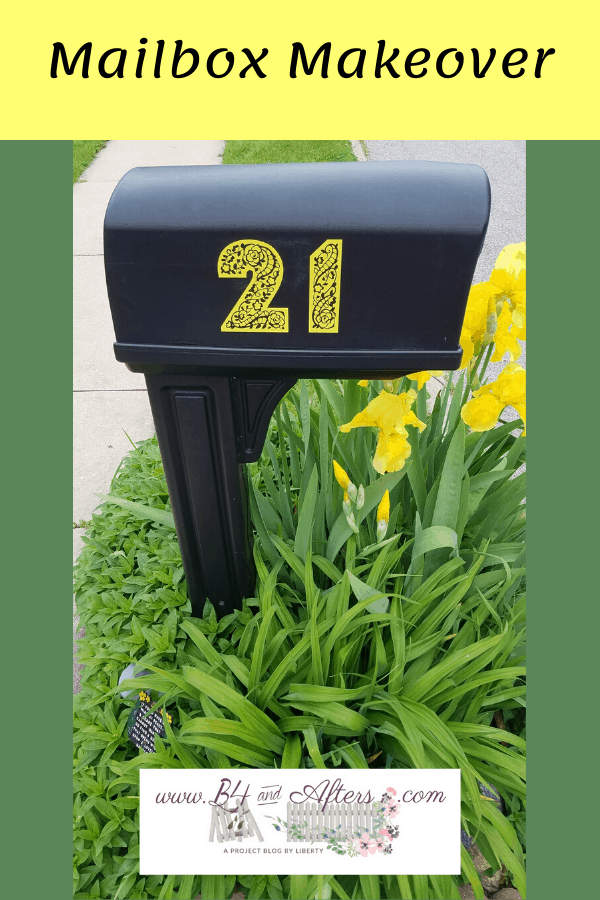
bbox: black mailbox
[104,160,490,616]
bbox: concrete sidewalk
[73,140,225,692]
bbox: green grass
[73,140,107,183]
[222,140,357,165]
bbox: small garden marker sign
[127,691,172,754]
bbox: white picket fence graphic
[209,800,264,843]
[286,801,374,842]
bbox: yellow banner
[2,0,598,138]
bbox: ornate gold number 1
[309,239,343,333]
[219,240,288,332]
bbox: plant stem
[478,342,495,385]
[346,534,357,570]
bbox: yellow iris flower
[493,303,522,362]
[495,241,526,279]
[459,242,526,369]
[461,362,526,434]
[340,390,426,474]
[377,490,390,525]
[489,246,526,361]
[459,281,500,369]
[376,489,391,542]
[334,460,358,502]
[406,371,444,390]
[333,460,351,491]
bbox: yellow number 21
[219,239,342,333]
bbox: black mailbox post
[104,160,490,617]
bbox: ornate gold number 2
[309,239,343,333]
[219,240,288,332]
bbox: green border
[527,140,597,900]
[2,140,73,899]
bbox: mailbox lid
[104,160,490,376]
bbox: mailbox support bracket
[144,372,296,617]
[230,377,297,464]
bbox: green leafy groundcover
[74,377,526,900]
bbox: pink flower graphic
[384,801,399,819]
[374,835,387,852]
[379,827,391,840]
[354,833,378,857]
[387,787,397,796]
